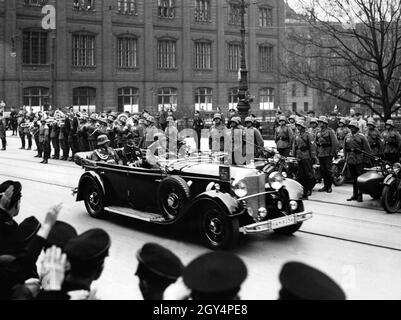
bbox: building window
[291,83,297,97]
[228,2,241,25]
[158,0,175,18]
[158,87,177,111]
[228,88,239,109]
[259,45,273,72]
[22,31,48,65]
[117,37,137,68]
[259,7,273,27]
[118,87,139,113]
[292,102,297,112]
[73,87,96,112]
[23,87,49,112]
[73,0,95,11]
[194,41,211,70]
[24,0,48,7]
[227,43,240,71]
[194,0,210,22]
[72,34,95,67]
[304,85,308,96]
[195,87,213,111]
[304,102,309,112]
[117,0,137,14]
[259,88,275,110]
[157,39,176,69]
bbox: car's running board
[105,206,165,223]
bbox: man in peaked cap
[135,242,184,300]
[182,251,247,300]
[62,228,111,299]
[278,261,346,300]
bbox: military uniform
[77,120,89,152]
[382,120,401,163]
[227,117,245,165]
[91,136,121,165]
[293,121,317,198]
[17,115,26,149]
[39,120,51,164]
[32,121,41,157]
[275,118,294,157]
[366,126,384,157]
[344,121,372,202]
[244,117,264,159]
[87,120,99,151]
[336,124,351,150]
[0,116,6,150]
[58,118,69,160]
[209,114,227,153]
[67,115,79,160]
[192,114,205,150]
[50,121,60,159]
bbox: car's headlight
[233,180,248,198]
[268,172,284,190]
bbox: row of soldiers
[275,114,401,202]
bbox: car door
[96,162,129,206]
[126,167,164,212]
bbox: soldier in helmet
[288,115,297,132]
[227,116,245,165]
[382,120,401,163]
[293,120,317,199]
[209,113,227,153]
[244,116,264,159]
[336,118,351,151]
[0,112,6,150]
[275,116,294,157]
[316,116,339,193]
[366,120,384,159]
[344,121,372,202]
[39,118,51,164]
[308,117,319,139]
[87,114,100,151]
[91,135,122,164]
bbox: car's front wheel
[84,181,106,218]
[198,202,239,250]
[273,222,303,235]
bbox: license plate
[271,215,295,229]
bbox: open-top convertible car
[73,151,313,249]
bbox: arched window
[228,87,239,109]
[23,87,49,112]
[259,87,275,110]
[195,87,213,111]
[73,87,96,113]
[118,87,139,113]
[158,87,177,111]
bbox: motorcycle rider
[336,119,351,150]
[316,116,339,193]
[293,120,317,200]
[382,120,401,164]
[275,116,294,157]
[344,121,372,202]
[366,120,384,159]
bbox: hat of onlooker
[44,221,78,251]
[136,243,184,281]
[183,251,247,299]
[17,216,41,244]
[278,261,346,300]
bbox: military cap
[183,252,247,294]
[89,114,98,122]
[296,120,307,128]
[17,216,41,243]
[385,120,395,127]
[367,120,376,127]
[213,113,222,120]
[348,120,359,130]
[110,112,118,119]
[97,135,110,146]
[136,243,184,281]
[147,116,155,123]
[64,228,111,266]
[309,117,318,124]
[230,117,241,125]
[166,116,174,122]
[317,116,328,124]
[45,221,78,251]
[107,116,114,122]
[279,262,346,300]
[339,118,347,125]
[98,117,108,125]
[244,116,253,123]
[278,115,287,122]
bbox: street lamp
[236,0,251,123]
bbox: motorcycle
[332,149,352,186]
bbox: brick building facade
[0,0,285,117]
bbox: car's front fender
[282,178,303,200]
[76,171,105,202]
[184,191,243,217]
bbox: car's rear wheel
[273,222,303,235]
[83,181,106,218]
[158,176,190,220]
[198,202,239,250]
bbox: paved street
[1,133,401,300]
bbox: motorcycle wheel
[381,181,401,214]
[332,164,345,187]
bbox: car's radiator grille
[244,173,266,218]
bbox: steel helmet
[318,116,328,124]
[296,120,307,129]
[278,115,287,122]
[348,120,359,130]
[213,113,222,120]
[309,117,318,124]
[244,116,253,124]
[367,120,376,127]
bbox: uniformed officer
[227,116,245,165]
[275,115,294,157]
[67,111,79,161]
[382,119,401,163]
[278,261,346,300]
[288,115,297,132]
[91,135,122,165]
[77,115,89,152]
[135,243,184,300]
[17,112,26,150]
[87,114,99,151]
[23,118,33,151]
[293,120,317,199]
[120,133,143,167]
[244,116,264,159]
[336,118,351,150]
[192,110,205,150]
[0,112,6,150]
[106,115,116,148]
[182,251,247,300]
[209,113,227,153]
[165,116,180,156]
[344,120,372,202]
[58,117,69,161]
[39,118,51,164]
[308,117,319,139]
[366,120,384,158]
[316,116,339,193]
